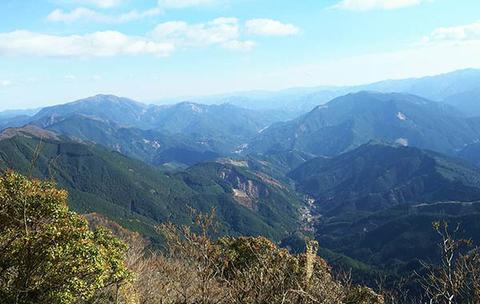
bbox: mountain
[0,125,60,141]
[0,109,40,132]
[188,87,342,118]
[287,142,480,273]
[29,95,280,154]
[357,69,480,101]
[144,102,279,152]
[0,127,302,241]
[288,142,480,216]
[166,69,480,116]
[248,92,480,156]
[316,202,480,273]
[457,142,480,167]
[0,108,39,120]
[32,95,149,128]
[177,161,302,234]
[443,88,480,117]
[43,114,220,167]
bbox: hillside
[288,142,480,216]
[315,202,480,273]
[0,128,302,241]
[28,95,280,154]
[248,92,480,156]
[458,142,480,167]
[285,142,480,275]
[44,114,220,167]
[32,94,149,127]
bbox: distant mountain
[358,69,480,116]
[0,108,39,119]
[457,142,480,167]
[443,88,480,117]
[44,114,219,167]
[189,88,341,118]
[145,102,279,152]
[0,127,302,241]
[0,115,33,131]
[32,95,149,128]
[29,94,280,154]
[248,92,480,156]
[361,68,480,103]
[0,109,40,131]
[187,69,480,116]
[245,150,316,180]
[288,142,480,216]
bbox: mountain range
[0,126,302,242]
[187,68,480,116]
[287,142,480,273]
[1,68,480,281]
[248,91,480,156]
[0,94,288,168]
[289,142,480,216]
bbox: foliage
[289,142,480,216]
[248,91,480,156]
[0,134,301,242]
[0,171,130,304]
[117,209,384,304]
[419,221,480,304]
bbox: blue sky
[1,0,480,110]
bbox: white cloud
[422,21,480,43]
[0,30,174,57]
[245,19,299,36]
[0,80,12,87]
[151,17,252,50]
[2,16,297,58]
[47,7,162,23]
[64,74,77,80]
[157,0,217,9]
[68,0,125,9]
[334,0,428,11]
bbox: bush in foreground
[0,171,383,303]
[0,171,130,304]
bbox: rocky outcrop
[217,167,271,210]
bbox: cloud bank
[0,30,174,57]
[245,19,299,36]
[423,21,480,43]
[3,17,298,58]
[47,7,162,23]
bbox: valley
[2,68,480,302]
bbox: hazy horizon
[1,66,479,112]
[1,0,480,110]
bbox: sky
[0,0,480,110]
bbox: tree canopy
[0,171,130,304]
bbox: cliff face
[218,166,270,210]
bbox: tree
[0,171,130,304]
[154,209,384,304]
[420,221,480,304]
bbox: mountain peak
[71,94,146,107]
